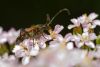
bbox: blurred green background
[0,0,100,31]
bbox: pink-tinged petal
[39,36,47,42]
[43,34,52,40]
[0,26,3,34]
[88,12,98,21]
[15,49,26,57]
[23,39,33,48]
[68,25,75,29]
[66,42,74,50]
[82,32,89,37]
[83,27,89,32]
[93,20,100,26]
[85,41,95,48]
[39,42,46,49]
[49,40,60,48]
[7,29,20,44]
[70,18,81,26]
[55,34,63,42]
[30,45,39,56]
[7,28,20,38]
[64,33,73,42]
[54,24,64,33]
[12,45,26,57]
[0,32,8,44]
[0,37,7,44]
[89,33,97,40]
[22,56,30,65]
[77,15,86,24]
[70,18,78,24]
[82,23,88,28]
[76,42,84,48]
[12,45,21,52]
[82,23,90,32]
[40,34,52,42]
[73,35,81,42]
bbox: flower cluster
[13,34,51,65]
[68,13,100,32]
[12,13,100,65]
[0,12,100,66]
[0,27,20,44]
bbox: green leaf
[81,45,95,51]
[0,44,14,55]
[0,45,9,55]
[96,35,100,45]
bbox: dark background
[0,0,100,32]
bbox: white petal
[83,27,89,32]
[30,49,39,56]
[89,33,97,40]
[49,40,60,48]
[12,45,21,52]
[70,18,80,26]
[73,35,80,42]
[30,45,39,56]
[23,39,33,48]
[93,20,100,26]
[12,45,26,57]
[77,15,86,24]
[0,26,3,34]
[66,42,74,50]
[85,41,95,48]
[0,32,8,44]
[55,34,63,42]
[82,32,88,37]
[54,24,64,33]
[22,56,30,65]
[34,44,39,50]
[39,42,46,49]
[15,50,26,57]
[82,23,91,32]
[88,12,98,21]
[0,37,7,44]
[68,25,75,29]
[64,33,73,42]
[7,29,20,44]
[70,18,78,24]
[41,34,52,41]
[77,42,84,48]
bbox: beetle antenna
[47,8,70,26]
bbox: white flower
[0,27,10,44]
[0,28,20,44]
[80,13,100,32]
[49,33,74,50]
[49,24,64,39]
[7,28,20,44]
[73,32,97,48]
[13,39,39,65]
[68,13,100,32]
[68,18,81,29]
[0,53,17,67]
[12,45,26,57]
[38,34,51,49]
[0,32,8,44]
